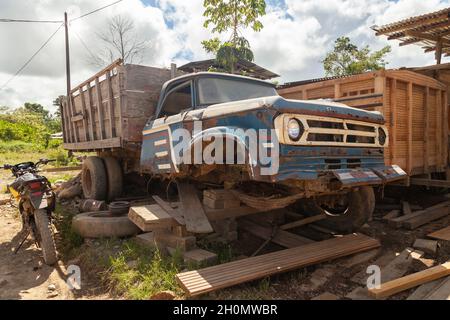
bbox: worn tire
[302,186,375,233]
[34,209,58,265]
[82,156,107,200]
[72,211,140,238]
[102,157,123,201]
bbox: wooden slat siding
[70,58,122,94]
[444,92,449,169]
[277,69,448,177]
[407,82,413,174]
[95,77,106,140]
[85,83,95,141]
[106,70,116,138]
[176,234,380,296]
[79,88,89,142]
[436,90,441,169]
[390,78,397,165]
[424,87,430,173]
[334,83,341,98]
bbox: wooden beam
[105,70,116,138]
[407,82,413,174]
[85,83,96,141]
[279,214,326,231]
[79,88,89,142]
[376,13,450,36]
[390,79,397,164]
[424,87,430,173]
[239,219,314,248]
[436,39,443,64]
[94,77,105,140]
[368,262,450,299]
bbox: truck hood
[201,95,384,124]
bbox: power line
[0,23,64,91]
[70,0,124,22]
[0,18,62,23]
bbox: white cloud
[1,0,449,112]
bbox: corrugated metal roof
[178,59,279,80]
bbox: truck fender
[184,126,256,177]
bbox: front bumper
[332,165,407,187]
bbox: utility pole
[63,12,71,144]
[64,12,71,98]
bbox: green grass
[106,241,184,299]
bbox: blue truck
[63,62,406,233]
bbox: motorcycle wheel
[34,209,58,265]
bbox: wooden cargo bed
[61,59,178,152]
[278,70,449,177]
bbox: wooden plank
[382,210,401,221]
[379,248,424,283]
[390,79,397,165]
[436,88,442,168]
[402,201,412,215]
[63,137,121,150]
[403,205,450,230]
[407,82,413,174]
[279,214,326,230]
[152,195,185,225]
[128,204,180,231]
[79,88,89,141]
[85,82,96,140]
[388,200,450,228]
[177,182,213,234]
[176,234,380,296]
[368,262,450,299]
[106,70,116,138]
[238,218,314,248]
[95,77,105,140]
[407,278,446,300]
[428,226,450,241]
[425,276,450,300]
[410,178,450,187]
[424,87,429,172]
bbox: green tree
[322,37,391,77]
[202,0,266,73]
[24,102,49,120]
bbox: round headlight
[287,119,302,141]
[378,127,386,146]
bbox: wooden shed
[278,69,449,178]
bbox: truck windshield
[197,77,277,105]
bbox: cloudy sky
[0,0,449,113]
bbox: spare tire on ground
[72,211,141,238]
[81,156,107,200]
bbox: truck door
[140,80,194,174]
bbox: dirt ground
[0,203,75,300]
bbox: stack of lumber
[385,200,450,230]
[176,233,380,296]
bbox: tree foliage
[322,37,391,77]
[0,103,61,149]
[202,0,266,73]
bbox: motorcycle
[1,159,58,265]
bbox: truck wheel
[302,186,375,233]
[72,211,141,238]
[102,157,123,201]
[81,156,107,200]
[34,209,58,265]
